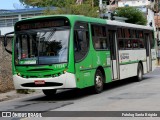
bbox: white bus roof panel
[107,20,153,30]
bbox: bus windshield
[15,28,69,65]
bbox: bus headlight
[63,70,67,74]
[17,73,21,76]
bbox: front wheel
[42,89,57,97]
[94,70,104,94]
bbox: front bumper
[13,72,77,89]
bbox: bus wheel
[42,89,57,97]
[136,64,143,81]
[94,69,104,94]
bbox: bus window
[150,32,154,49]
[131,30,136,38]
[118,39,124,50]
[136,30,143,38]
[135,30,139,38]
[124,29,130,38]
[128,29,131,38]
[139,39,144,48]
[125,39,132,49]
[91,25,109,50]
[132,39,139,48]
[139,31,143,38]
[74,22,89,62]
[117,28,122,38]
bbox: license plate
[34,80,45,85]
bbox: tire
[94,69,104,94]
[42,89,57,97]
[136,63,143,82]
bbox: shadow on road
[26,76,150,102]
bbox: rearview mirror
[4,32,14,54]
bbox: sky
[0,0,22,9]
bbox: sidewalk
[0,90,41,102]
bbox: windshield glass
[15,28,69,65]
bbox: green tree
[19,0,61,7]
[19,0,99,7]
[19,0,99,18]
[115,7,147,25]
[44,0,99,17]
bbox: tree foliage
[19,0,99,7]
[115,7,147,25]
[19,0,65,7]
[44,0,99,17]
[19,0,99,17]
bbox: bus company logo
[120,53,129,60]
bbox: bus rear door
[144,33,152,72]
[108,30,119,80]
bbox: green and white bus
[4,15,157,96]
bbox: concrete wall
[0,36,14,92]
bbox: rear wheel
[94,69,104,94]
[136,63,143,81]
[42,89,57,97]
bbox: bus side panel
[142,62,147,74]
[104,67,112,83]
[92,51,112,83]
[105,53,112,83]
[119,50,147,79]
[75,50,95,89]
[67,28,75,73]
[75,46,112,88]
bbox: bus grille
[21,82,63,87]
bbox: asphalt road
[1,67,160,120]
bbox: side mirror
[4,32,14,54]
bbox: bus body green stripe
[119,60,146,65]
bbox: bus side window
[150,32,154,49]
[125,39,132,49]
[124,28,129,38]
[139,39,144,48]
[74,22,89,62]
[117,28,122,38]
[133,39,139,48]
[91,25,109,50]
[131,30,136,38]
[74,31,81,52]
[118,39,124,50]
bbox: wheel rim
[95,75,103,88]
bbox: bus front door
[108,30,119,80]
[144,33,152,72]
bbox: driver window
[74,22,89,62]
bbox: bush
[16,89,35,94]
[115,7,147,25]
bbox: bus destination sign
[15,18,69,31]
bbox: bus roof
[16,14,106,24]
[107,20,153,30]
[16,15,153,31]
